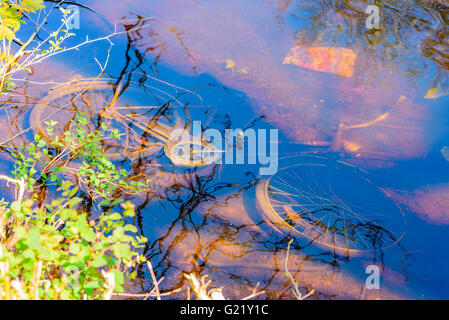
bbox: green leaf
[0,25,15,41]
[69,243,81,255]
[84,280,103,289]
[36,139,46,148]
[68,197,82,208]
[113,269,125,287]
[124,225,138,233]
[91,256,108,268]
[27,228,41,250]
[112,243,131,259]
[109,213,122,221]
[99,199,111,206]
[20,0,45,13]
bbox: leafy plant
[0,113,150,300]
[0,181,147,300]
[0,0,80,91]
[12,113,146,201]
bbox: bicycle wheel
[164,134,225,167]
[29,78,184,160]
[256,155,406,254]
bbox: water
[3,0,449,299]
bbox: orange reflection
[162,195,408,299]
[383,185,449,225]
[283,46,357,77]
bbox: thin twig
[285,239,314,300]
[241,282,265,300]
[0,175,26,202]
[241,291,265,300]
[113,286,182,299]
[146,261,161,300]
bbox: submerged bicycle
[254,154,406,255]
[29,78,407,255]
[29,77,216,166]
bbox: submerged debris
[425,87,448,99]
[283,46,357,77]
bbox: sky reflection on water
[3,0,449,299]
